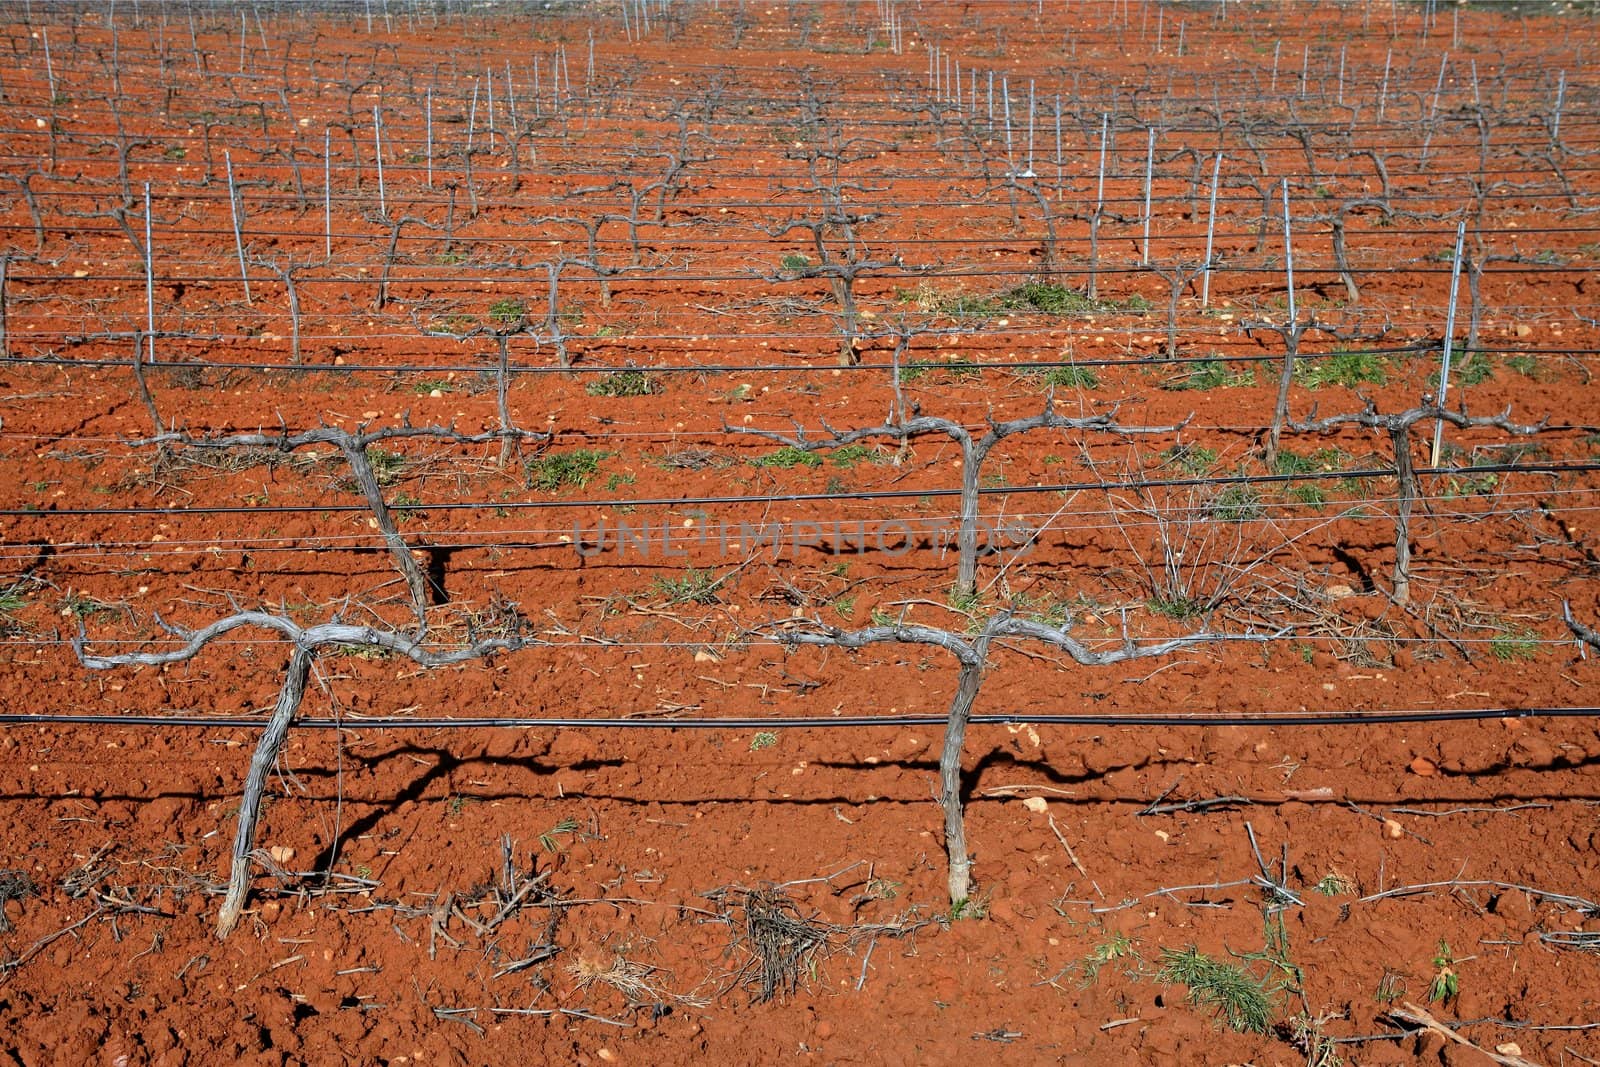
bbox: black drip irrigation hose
[28,341,1595,378]
[4,459,1597,521]
[1,706,1593,731]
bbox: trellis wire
[3,705,1596,732]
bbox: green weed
[526,449,611,492]
[1296,350,1386,389]
[1489,624,1538,662]
[948,588,984,615]
[61,594,119,620]
[1148,594,1207,620]
[653,568,725,605]
[1287,484,1327,508]
[1161,444,1218,475]
[391,492,422,523]
[586,370,660,397]
[488,298,527,328]
[1078,933,1135,984]
[949,895,990,921]
[1013,591,1070,628]
[752,446,822,469]
[365,447,407,487]
[1427,941,1459,1005]
[1452,350,1496,387]
[830,444,878,468]
[538,816,580,852]
[1312,870,1354,896]
[999,281,1096,314]
[0,583,28,619]
[1157,946,1276,1034]
[1445,471,1499,498]
[1504,352,1539,377]
[1165,359,1256,391]
[1040,365,1100,389]
[1210,484,1264,523]
[935,292,999,317]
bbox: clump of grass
[526,448,611,491]
[752,446,822,469]
[365,447,407,487]
[830,444,878,468]
[1013,590,1071,628]
[1148,594,1207,620]
[999,281,1097,314]
[1312,870,1354,896]
[779,252,811,273]
[948,588,984,615]
[1277,447,1351,483]
[538,817,580,853]
[935,291,1000,318]
[1427,940,1459,1005]
[904,355,982,381]
[61,593,120,620]
[586,370,660,397]
[1452,350,1496,387]
[749,731,778,751]
[1286,484,1327,508]
[1210,484,1264,523]
[488,297,527,328]
[1504,352,1539,378]
[1040,364,1100,389]
[1157,946,1276,1034]
[1165,359,1257,391]
[1297,350,1386,388]
[930,281,1137,320]
[1489,624,1538,662]
[653,568,724,605]
[1273,450,1320,477]
[1161,443,1218,475]
[0,582,31,625]
[949,895,990,921]
[1105,292,1152,312]
[1078,932,1136,984]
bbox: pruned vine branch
[135,419,550,626]
[74,609,535,938]
[1291,399,1556,604]
[727,399,1189,596]
[752,610,1265,907]
[1563,602,1600,653]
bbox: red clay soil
[2,2,1600,1065]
